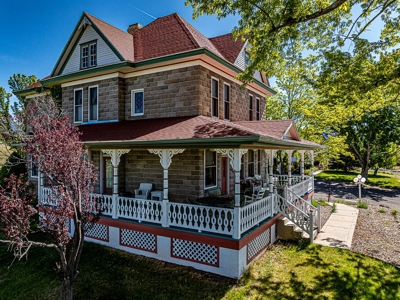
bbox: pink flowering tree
[0,96,101,300]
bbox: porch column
[286,150,293,186]
[102,149,131,219]
[310,150,315,190]
[310,150,314,176]
[148,149,185,227]
[265,151,269,186]
[213,148,247,239]
[265,150,276,193]
[300,150,305,181]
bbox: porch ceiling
[79,115,324,150]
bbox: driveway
[313,178,400,209]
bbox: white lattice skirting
[120,229,156,253]
[247,228,271,263]
[171,238,218,266]
[84,223,109,241]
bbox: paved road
[313,178,400,209]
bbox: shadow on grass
[2,238,400,300]
[235,242,400,300]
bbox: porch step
[277,217,318,242]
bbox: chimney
[127,23,143,35]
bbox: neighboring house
[17,12,323,278]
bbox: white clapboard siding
[62,26,121,75]
[234,46,263,82]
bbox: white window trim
[73,88,83,124]
[211,77,219,118]
[256,97,260,121]
[249,94,254,121]
[88,85,99,121]
[81,41,97,69]
[204,150,218,189]
[223,82,230,121]
[131,89,144,116]
[30,157,38,178]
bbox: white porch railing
[287,176,313,197]
[38,174,315,239]
[40,187,56,206]
[117,197,163,224]
[240,194,275,234]
[168,203,234,235]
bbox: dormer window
[81,41,97,69]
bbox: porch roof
[79,116,324,149]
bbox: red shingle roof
[209,33,245,64]
[79,116,321,148]
[25,75,51,89]
[86,13,134,61]
[133,13,223,62]
[234,120,294,140]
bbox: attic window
[81,41,97,69]
[244,52,252,66]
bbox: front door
[221,157,228,194]
[103,157,113,195]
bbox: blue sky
[0,0,239,101]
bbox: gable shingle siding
[61,26,120,75]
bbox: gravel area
[351,205,400,268]
[320,205,332,229]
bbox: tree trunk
[361,165,369,180]
[61,277,73,300]
[373,167,379,176]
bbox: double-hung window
[31,157,38,178]
[256,98,260,120]
[248,150,255,177]
[131,89,144,116]
[223,83,230,120]
[88,86,98,121]
[205,150,217,188]
[81,42,97,69]
[240,155,245,179]
[249,95,253,120]
[211,78,219,118]
[74,88,83,123]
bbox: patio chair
[244,185,265,205]
[134,183,153,200]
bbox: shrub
[331,203,337,213]
[391,209,399,215]
[378,208,386,213]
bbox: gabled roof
[86,13,134,61]
[234,120,300,140]
[79,116,322,149]
[51,12,133,76]
[133,13,223,61]
[209,33,245,64]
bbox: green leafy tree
[8,74,38,115]
[338,106,400,179]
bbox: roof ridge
[173,13,200,48]
[209,32,233,39]
[85,12,133,37]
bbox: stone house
[17,12,323,278]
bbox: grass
[1,239,400,299]
[391,209,398,215]
[312,200,329,207]
[378,208,386,213]
[315,170,400,189]
[357,202,369,209]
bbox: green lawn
[315,170,400,189]
[1,239,399,299]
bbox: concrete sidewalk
[314,203,359,249]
